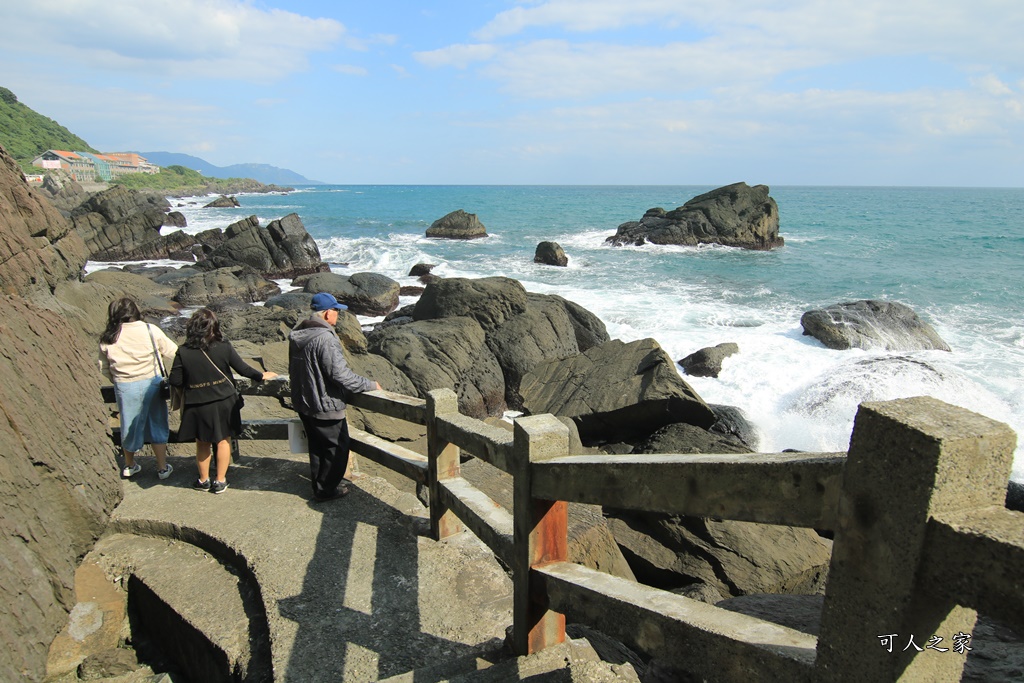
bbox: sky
[1,1,1022,186]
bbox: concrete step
[91,533,271,682]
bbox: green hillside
[0,87,97,161]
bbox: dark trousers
[299,414,350,498]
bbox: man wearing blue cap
[289,292,381,501]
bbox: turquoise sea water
[157,185,1024,479]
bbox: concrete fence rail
[103,377,1022,682]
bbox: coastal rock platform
[99,450,516,682]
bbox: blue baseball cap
[310,292,347,312]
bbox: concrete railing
[103,379,1023,682]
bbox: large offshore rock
[606,182,783,250]
[202,213,328,279]
[301,271,400,317]
[800,299,951,351]
[367,316,506,419]
[520,338,717,444]
[425,209,487,239]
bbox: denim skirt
[114,375,169,452]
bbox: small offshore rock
[204,195,240,208]
[425,209,487,239]
[800,300,950,351]
[535,241,568,266]
[679,342,739,378]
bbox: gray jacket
[288,316,375,420]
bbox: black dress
[169,341,264,443]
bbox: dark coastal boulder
[413,276,527,332]
[606,513,831,598]
[70,185,177,260]
[37,171,89,215]
[605,182,783,250]
[301,271,400,316]
[201,213,328,279]
[708,403,760,451]
[367,316,506,419]
[800,299,951,351]
[631,421,752,455]
[214,305,302,345]
[83,270,180,319]
[163,210,187,228]
[174,266,281,307]
[409,263,436,277]
[679,342,740,378]
[0,145,121,682]
[520,338,717,444]
[0,149,89,295]
[204,195,240,208]
[549,294,610,351]
[425,209,487,239]
[535,241,568,266]
[264,291,315,311]
[487,293,581,410]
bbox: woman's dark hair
[184,308,223,350]
[100,297,142,345]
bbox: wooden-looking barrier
[102,378,1022,682]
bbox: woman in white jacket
[97,297,178,479]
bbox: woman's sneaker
[157,464,174,480]
[210,480,229,495]
[121,463,142,478]
[193,478,211,491]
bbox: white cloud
[333,64,369,77]
[463,1,1024,99]
[973,74,1013,97]
[0,0,345,80]
[414,44,498,69]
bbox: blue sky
[1,1,1022,186]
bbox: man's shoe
[193,478,211,491]
[122,463,142,478]
[210,480,229,495]
[157,464,174,480]
[313,484,350,502]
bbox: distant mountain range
[138,152,324,186]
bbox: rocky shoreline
[4,143,1019,682]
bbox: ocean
[131,184,1024,480]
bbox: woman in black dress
[169,308,276,494]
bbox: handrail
[532,451,846,530]
[101,378,1022,682]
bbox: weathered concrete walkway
[104,449,515,682]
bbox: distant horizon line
[286,182,1024,190]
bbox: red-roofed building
[31,150,160,181]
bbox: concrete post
[511,414,570,655]
[816,397,1016,682]
[426,389,462,541]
